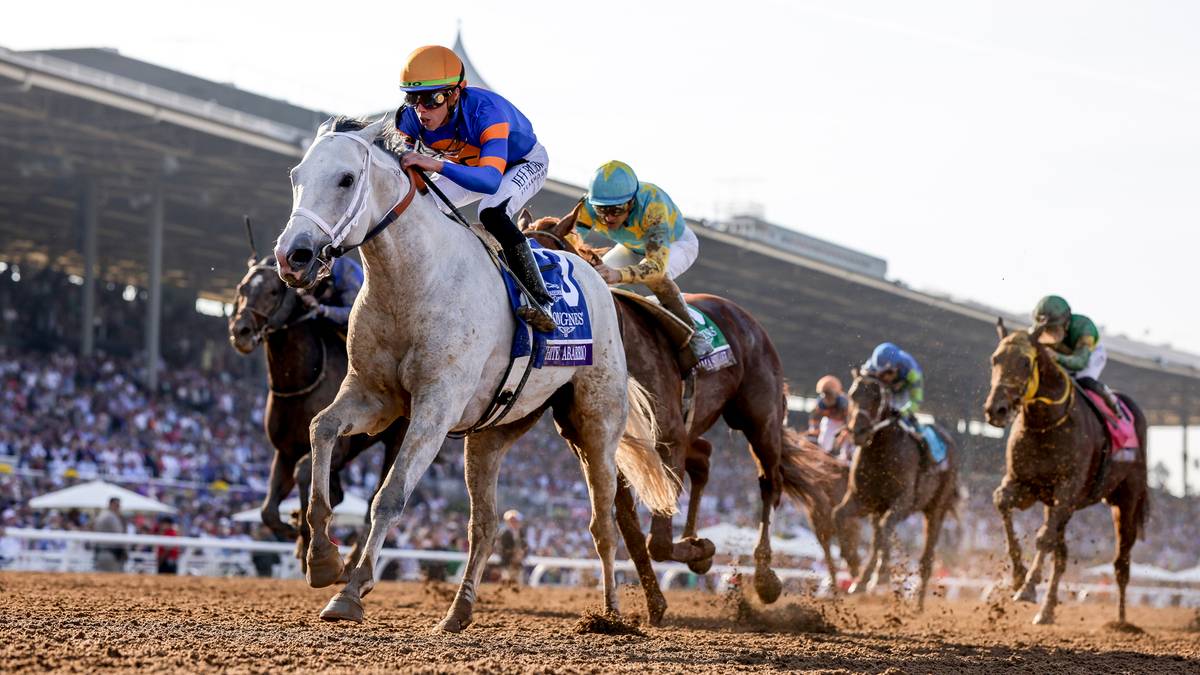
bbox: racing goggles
[594,202,632,218]
[403,88,455,109]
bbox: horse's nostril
[288,247,314,267]
[236,325,251,337]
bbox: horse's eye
[338,173,354,188]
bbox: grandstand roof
[0,43,1195,428]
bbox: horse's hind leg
[994,478,1034,591]
[1110,481,1146,626]
[740,423,784,604]
[436,419,534,633]
[682,438,715,574]
[615,478,667,626]
[559,408,623,615]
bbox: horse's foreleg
[305,382,389,589]
[850,513,884,595]
[1014,503,1056,604]
[994,479,1031,590]
[682,439,712,540]
[916,504,949,612]
[833,491,864,583]
[320,397,452,624]
[261,452,298,540]
[751,468,784,604]
[437,422,529,633]
[1034,530,1068,625]
[615,478,667,626]
[682,439,715,574]
[867,504,909,594]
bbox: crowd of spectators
[0,264,1197,581]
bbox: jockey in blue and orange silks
[565,160,712,363]
[393,45,556,333]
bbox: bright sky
[5,0,1198,494]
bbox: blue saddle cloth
[500,242,593,368]
[920,426,948,463]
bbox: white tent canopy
[233,493,369,527]
[696,522,826,560]
[28,480,175,514]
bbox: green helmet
[1033,295,1072,327]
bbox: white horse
[273,116,678,631]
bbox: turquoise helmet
[587,161,639,206]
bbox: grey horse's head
[275,116,396,289]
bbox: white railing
[2,529,1197,608]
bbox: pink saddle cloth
[1081,390,1139,451]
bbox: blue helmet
[866,342,904,374]
[587,161,639,206]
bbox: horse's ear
[316,116,336,136]
[246,256,258,269]
[517,208,534,231]
[1030,324,1045,344]
[851,366,860,381]
[553,200,583,238]
[356,114,391,141]
[996,317,1008,340]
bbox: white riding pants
[432,143,549,219]
[1073,343,1108,381]
[600,226,700,281]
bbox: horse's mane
[327,115,409,162]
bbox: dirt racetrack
[0,572,1197,673]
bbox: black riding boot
[1077,376,1128,421]
[480,201,556,333]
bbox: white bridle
[288,131,399,248]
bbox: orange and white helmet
[400,45,466,92]
[816,375,843,396]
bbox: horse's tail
[616,376,680,516]
[779,426,845,520]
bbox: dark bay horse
[523,212,847,607]
[833,370,958,610]
[228,257,406,573]
[984,322,1148,626]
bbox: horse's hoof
[754,569,783,604]
[306,546,344,589]
[690,537,717,560]
[1032,609,1055,625]
[1012,585,1038,604]
[434,615,470,633]
[319,592,364,623]
[687,555,714,575]
[847,581,865,595]
[648,598,667,627]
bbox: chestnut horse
[523,211,850,607]
[984,321,1148,626]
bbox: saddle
[609,287,696,373]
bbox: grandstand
[0,35,1195,489]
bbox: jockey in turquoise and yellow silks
[567,161,712,364]
[1032,295,1124,417]
[394,45,555,333]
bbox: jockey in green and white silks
[1032,295,1126,419]
[566,160,712,363]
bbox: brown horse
[228,257,407,574]
[833,370,958,610]
[522,212,847,606]
[984,321,1148,626]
